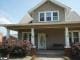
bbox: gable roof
[66,11,80,21]
[19,13,33,24]
[28,0,71,14]
[19,0,80,24]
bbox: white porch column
[65,27,71,48]
[31,28,36,48]
[6,29,10,39]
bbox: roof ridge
[28,0,70,14]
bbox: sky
[0,0,80,23]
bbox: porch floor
[37,50,64,57]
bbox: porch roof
[1,21,80,31]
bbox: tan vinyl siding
[31,1,65,23]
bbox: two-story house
[2,0,80,56]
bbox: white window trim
[22,32,31,40]
[38,11,59,22]
[69,30,80,43]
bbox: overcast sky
[0,0,80,23]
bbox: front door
[38,33,46,49]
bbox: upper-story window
[39,11,59,22]
[53,12,58,20]
[46,12,51,21]
[40,13,45,21]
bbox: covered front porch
[2,22,80,56]
[17,28,65,50]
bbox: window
[69,32,80,44]
[39,11,59,22]
[46,12,51,21]
[22,32,31,41]
[40,13,45,21]
[23,33,27,40]
[53,12,58,21]
[73,32,79,43]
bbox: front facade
[18,0,67,50]
[3,0,80,56]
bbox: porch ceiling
[1,22,80,31]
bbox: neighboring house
[2,0,80,56]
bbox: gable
[19,13,33,24]
[28,0,70,14]
[31,1,65,23]
[34,1,65,12]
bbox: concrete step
[35,57,64,60]
[37,50,64,57]
[37,54,63,58]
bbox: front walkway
[9,50,64,60]
[10,56,64,60]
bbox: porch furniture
[52,44,64,50]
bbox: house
[1,0,80,56]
